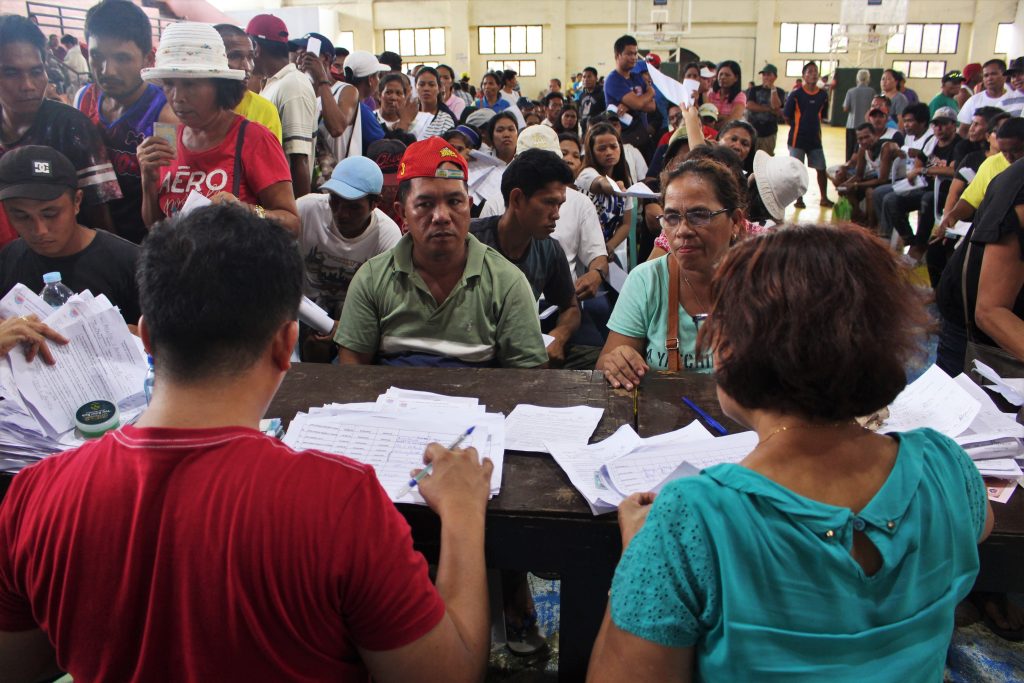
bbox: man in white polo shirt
[957,59,1024,137]
[247,14,316,198]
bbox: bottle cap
[74,400,120,439]
[43,271,62,284]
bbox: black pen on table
[681,396,728,435]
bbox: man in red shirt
[0,204,493,683]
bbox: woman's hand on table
[597,346,649,391]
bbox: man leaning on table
[0,204,493,683]
[335,137,549,367]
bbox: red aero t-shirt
[157,115,291,217]
[0,426,446,682]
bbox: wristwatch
[252,204,267,219]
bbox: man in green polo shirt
[335,137,548,367]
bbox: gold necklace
[759,421,853,445]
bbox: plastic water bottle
[39,272,74,308]
[143,355,155,404]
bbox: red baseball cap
[246,14,289,43]
[396,137,469,182]
[645,53,662,68]
[962,63,982,81]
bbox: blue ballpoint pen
[393,426,476,499]
[681,397,728,435]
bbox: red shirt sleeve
[332,473,446,651]
[0,465,44,631]
[0,205,18,249]
[240,122,294,200]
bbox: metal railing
[25,1,175,42]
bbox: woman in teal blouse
[588,225,994,682]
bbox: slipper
[795,198,806,209]
[505,613,550,657]
[970,591,1024,641]
[820,198,835,208]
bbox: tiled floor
[778,123,847,225]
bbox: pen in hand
[681,396,728,435]
[393,425,476,500]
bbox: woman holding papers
[135,23,299,236]
[597,159,743,387]
[588,225,993,683]
[576,123,634,256]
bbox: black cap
[0,146,77,201]
[287,32,335,58]
[942,70,964,83]
[1008,57,1024,75]
[366,138,407,174]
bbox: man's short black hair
[983,58,1007,73]
[544,91,564,104]
[214,23,248,41]
[86,0,154,55]
[378,50,402,71]
[253,36,288,60]
[613,34,637,55]
[60,34,78,47]
[901,102,931,125]
[500,148,573,204]
[997,117,1024,142]
[0,15,47,62]
[138,205,302,382]
[856,122,875,133]
[336,47,350,57]
[583,66,598,77]
[502,68,517,81]
[973,106,1004,125]
[802,61,818,75]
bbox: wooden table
[269,364,633,682]
[636,372,1024,593]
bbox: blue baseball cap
[321,155,384,200]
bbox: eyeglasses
[658,208,731,230]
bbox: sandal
[505,612,550,657]
[794,197,806,209]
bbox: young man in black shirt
[576,66,605,133]
[469,149,578,367]
[0,146,139,324]
[882,106,961,262]
[745,64,786,155]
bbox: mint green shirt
[335,232,548,367]
[607,256,712,372]
[611,428,986,682]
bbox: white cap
[516,125,560,155]
[752,150,808,222]
[346,50,390,78]
[699,66,716,78]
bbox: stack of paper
[971,360,1024,406]
[282,387,506,505]
[0,285,148,471]
[546,421,756,515]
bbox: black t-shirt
[0,230,140,323]
[577,87,606,130]
[745,85,786,137]
[469,216,575,311]
[955,150,987,184]
[928,135,960,208]
[937,161,1024,339]
[954,138,985,169]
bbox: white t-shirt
[296,196,402,317]
[624,144,648,182]
[481,186,606,280]
[957,88,1024,123]
[262,63,317,177]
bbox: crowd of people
[0,1,1022,680]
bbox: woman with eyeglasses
[597,159,745,388]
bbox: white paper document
[10,307,147,435]
[0,283,51,319]
[607,263,628,293]
[283,410,504,503]
[647,66,701,108]
[945,221,971,239]
[547,424,645,515]
[881,365,980,437]
[179,190,212,216]
[298,296,334,335]
[600,429,756,501]
[952,373,1024,439]
[606,104,632,126]
[972,360,1024,406]
[504,404,604,453]
[604,176,659,199]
